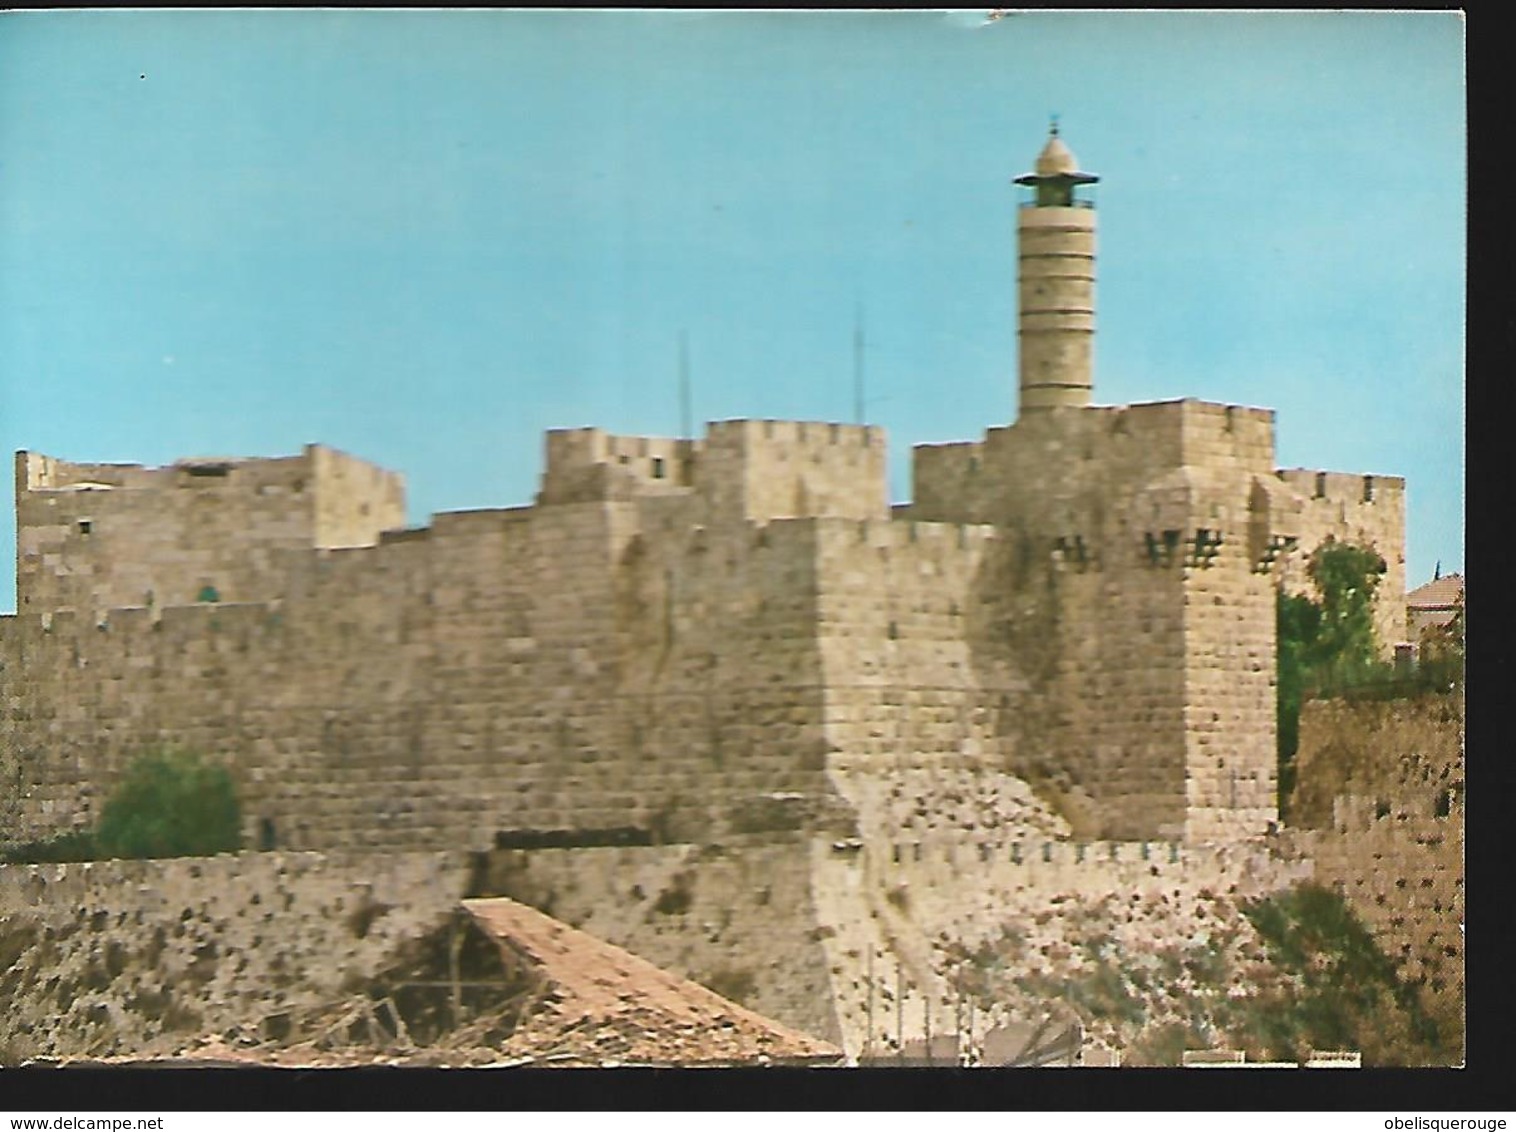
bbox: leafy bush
[1237,884,1449,1065]
[94,750,242,860]
[0,829,98,864]
[1277,541,1392,808]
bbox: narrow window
[1314,472,1327,499]
[258,817,277,851]
[651,456,666,479]
[1363,475,1375,503]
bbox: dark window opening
[651,456,666,479]
[1315,472,1327,499]
[258,817,277,851]
[1434,790,1452,818]
[78,520,92,536]
[184,463,232,478]
[492,827,652,850]
[1362,475,1375,503]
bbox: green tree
[1276,541,1390,810]
[1305,541,1388,685]
[95,750,242,860]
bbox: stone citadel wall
[1287,694,1464,1053]
[14,446,405,618]
[0,833,1313,1063]
[1,424,893,853]
[2,406,1406,855]
[473,838,841,1044]
[904,399,1406,842]
[0,851,469,1062]
[469,832,1311,1059]
[0,507,842,852]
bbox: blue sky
[0,10,1464,611]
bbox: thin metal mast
[678,330,692,439]
[853,303,866,425]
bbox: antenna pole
[853,303,866,425]
[678,330,692,439]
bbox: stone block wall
[806,834,1311,1060]
[0,850,470,1062]
[537,420,887,529]
[904,398,1402,842]
[1,480,847,854]
[904,401,1285,841]
[1287,693,1463,1040]
[310,444,408,550]
[812,518,1023,778]
[471,838,840,1044]
[4,401,1407,856]
[1307,800,1463,995]
[538,428,698,506]
[703,420,887,526]
[14,446,404,617]
[1272,467,1409,651]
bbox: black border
[0,0,1496,1115]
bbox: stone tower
[1014,122,1099,414]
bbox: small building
[1407,572,1464,640]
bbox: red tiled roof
[1407,574,1464,610]
[463,897,840,1066]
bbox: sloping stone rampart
[0,851,470,1062]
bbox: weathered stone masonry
[1,405,1403,855]
[0,128,1417,1059]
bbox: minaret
[1013,121,1100,414]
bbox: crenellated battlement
[858,837,1309,899]
[705,418,883,450]
[3,403,1406,857]
[827,517,1001,552]
[879,838,1184,868]
[1276,467,1406,509]
[0,126,1441,1064]
[540,420,887,524]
